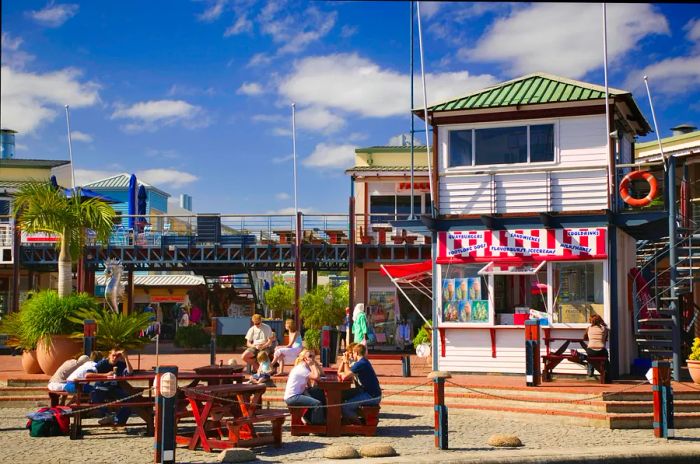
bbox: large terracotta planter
[21,350,43,374]
[688,360,700,384]
[36,335,82,376]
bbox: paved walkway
[1,405,698,463]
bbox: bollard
[321,326,331,367]
[83,319,96,356]
[210,317,218,366]
[429,371,451,449]
[525,320,541,386]
[154,366,178,464]
[652,361,674,439]
[402,356,411,378]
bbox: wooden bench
[542,354,608,384]
[367,353,412,377]
[390,229,418,245]
[224,409,286,447]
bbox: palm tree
[12,181,115,297]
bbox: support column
[348,196,355,316]
[154,366,178,464]
[294,211,302,325]
[525,319,541,386]
[429,370,450,449]
[668,155,681,381]
[652,361,674,439]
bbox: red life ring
[619,170,658,207]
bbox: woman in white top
[272,319,303,375]
[284,350,324,424]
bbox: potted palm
[688,338,700,384]
[69,305,153,351]
[0,312,42,374]
[21,290,95,374]
[12,181,115,297]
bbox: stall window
[370,195,422,223]
[441,264,489,323]
[553,262,604,323]
[447,124,555,168]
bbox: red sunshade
[380,260,432,282]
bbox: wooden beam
[431,105,606,126]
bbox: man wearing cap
[47,354,90,392]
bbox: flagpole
[64,105,76,189]
[643,76,666,167]
[416,2,435,218]
[292,103,301,324]
[602,3,613,210]
[292,103,298,214]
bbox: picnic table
[542,336,608,384]
[371,224,393,245]
[273,230,296,245]
[324,229,347,245]
[176,383,285,451]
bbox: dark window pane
[530,124,554,162]
[449,130,472,167]
[475,126,527,165]
[0,199,9,218]
[396,196,421,220]
[424,193,432,215]
[370,195,395,223]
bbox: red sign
[438,227,607,264]
[21,232,60,243]
[397,182,430,191]
[150,295,186,303]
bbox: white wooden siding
[438,114,611,215]
[438,328,587,375]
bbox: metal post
[210,317,218,366]
[668,155,681,381]
[321,326,330,367]
[652,361,674,439]
[11,217,20,312]
[525,319,541,386]
[430,371,450,449]
[154,366,178,464]
[83,319,96,356]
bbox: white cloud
[1,66,99,134]
[266,206,318,215]
[75,168,119,186]
[236,82,264,96]
[463,3,669,78]
[198,0,227,22]
[28,2,79,27]
[136,169,199,188]
[258,3,336,55]
[1,32,35,69]
[685,18,700,43]
[278,53,497,119]
[272,127,292,137]
[166,84,216,97]
[295,106,345,133]
[247,52,273,67]
[272,153,293,163]
[145,148,180,159]
[418,2,442,19]
[340,25,357,39]
[302,143,356,169]
[625,55,700,96]
[252,113,285,123]
[70,130,92,143]
[111,99,206,132]
[387,133,424,147]
[224,15,253,36]
[275,192,290,200]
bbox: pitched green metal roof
[635,130,700,150]
[0,159,70,168]
[355,146,427,154]
[425,73,630,112]
[83,173,170,197]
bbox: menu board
[368,289,398,344]
[442,278,489,323]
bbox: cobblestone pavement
[1,406,699,463]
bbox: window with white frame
[448,124,555,168]
[370,195,422,223]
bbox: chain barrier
[445,379,651,404]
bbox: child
[248,351,272,384]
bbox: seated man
[241,314,277,371]
[338,344,381,423]
[48,354,90,392]
[86,349,134,426]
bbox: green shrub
[174,325,210,348]
[0,312,34,350]
[68,305,152,351]
[20,290,97,346]
[265,278,294,319]
[303,328,320,352]
[690,338,700,361]
[413,319,432,349]
[300,283,348,330]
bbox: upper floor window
[448,124,554,167]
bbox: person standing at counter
[352,303,368,346]
[583,314,609,380]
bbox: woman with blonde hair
[271,319,303,375]
[284,349,325,424]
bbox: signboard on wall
[21,231,60,243]
[438,227,607,263]
[150,295,186,303]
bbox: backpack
[26,406,71,437]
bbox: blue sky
[2,1,699,214]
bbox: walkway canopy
[380,260,433,327]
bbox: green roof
[355,146,427,154]
[83,173,170,197]
[425,72,632,111]
[0,159,70,168]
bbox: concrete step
[0,386,47,397]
